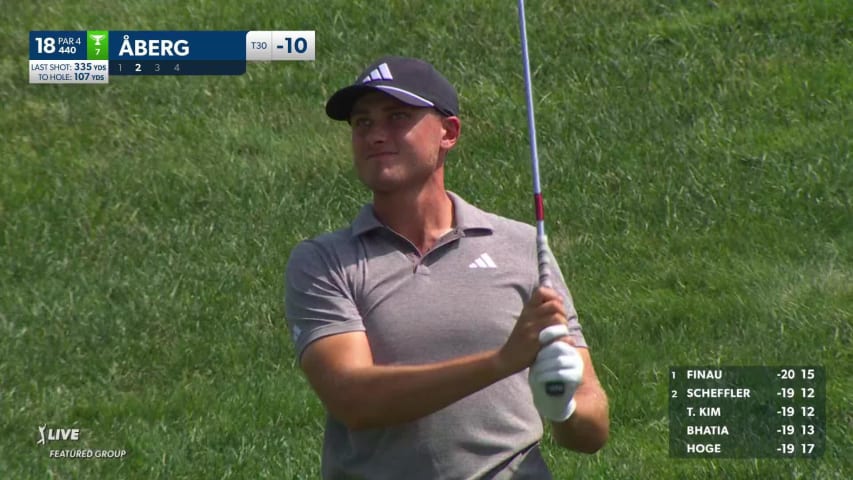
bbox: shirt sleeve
[284,240,365,361]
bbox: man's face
[349,92,455,193]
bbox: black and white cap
[325,56,459,121]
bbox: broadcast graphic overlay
[29,30,315,84]
[669,366,826,458]
[36,425,127,460]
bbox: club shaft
[518,0,552,290]
[517,0,544,234]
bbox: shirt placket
[385,228,463,275]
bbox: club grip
[537,234,553,289]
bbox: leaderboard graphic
[669,366,826,458]
[29,30,315,84]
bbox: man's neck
[372,186,454,255]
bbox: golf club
[517,0,565,397]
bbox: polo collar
[350,191,494,237]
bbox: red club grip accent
[534,194,544,221]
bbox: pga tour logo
[37,425,80,445]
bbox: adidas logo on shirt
[469,253,497,269]
[361,62,393,83]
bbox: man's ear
[440,116,461,150]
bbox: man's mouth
[367,151,397,160]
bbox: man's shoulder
[286,225,357,269]
[308,225,356,247]
[470,204,536,241]
[451,192,536,240]
[295,223,354,250]
[484,210,535,234]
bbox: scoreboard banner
[29,30,315,84]
[669,366,826,458]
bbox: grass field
[2,0,851,478]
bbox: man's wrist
[489,349,514,380]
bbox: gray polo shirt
[285,192,586,480]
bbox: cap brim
[325,84,435,121]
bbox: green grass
[2,0,851,478]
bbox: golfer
[285,56,609,479]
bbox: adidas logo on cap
[361,62,394,83]
[325,56,459,120]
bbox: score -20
[777,368,816,380]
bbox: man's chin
[365,181,404,195]
[360,174,405,193]
[359,171,433,195]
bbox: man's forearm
[331,349,512,430]
[551,384,610,453]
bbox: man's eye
[391,111,410,120]
[353,118,371,127]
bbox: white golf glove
[528,324,584,422]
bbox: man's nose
[365,121,388,143]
